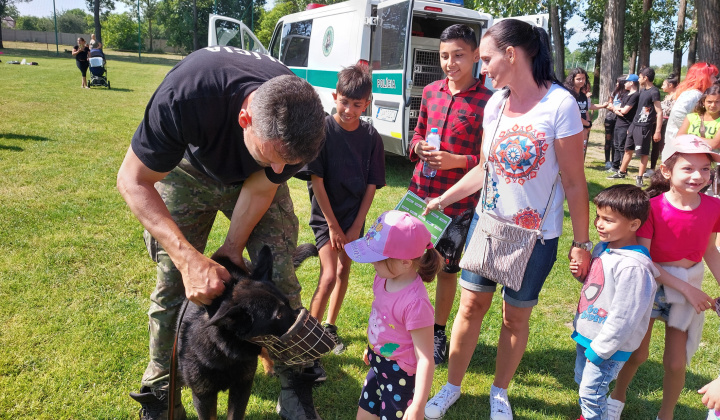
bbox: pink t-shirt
[367,274,435,375]
[637,193,720,262]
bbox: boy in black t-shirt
[616,67,662,186]
[297,66,386,378]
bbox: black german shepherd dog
[177,244,316,420]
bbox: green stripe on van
[372,73,402,95]
[290,68,338,89]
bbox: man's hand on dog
[180,253,230,306]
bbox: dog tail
[293,243,318,268]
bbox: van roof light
[306,3,326,9]
[424,6,443,12]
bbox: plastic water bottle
[423,128,441,178]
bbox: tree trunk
[598,0,626,125]
[593,20,603,99]
[629,49,637,73]
[149,19,153,52]
[94,0,102,44]
[696,0,720,67]
[637,0,652,69]
[688,7,697,67]
[672,0,686,76]
[193,0,198,51]
[549,1,565,79]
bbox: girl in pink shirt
[609,135,720,420]
[345,210,442,420]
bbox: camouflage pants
[141,159,301,389]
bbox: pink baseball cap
[662,134,720,163]
[344,210,433,263]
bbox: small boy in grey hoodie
[570,184,658,420]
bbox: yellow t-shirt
[686,113,720,139]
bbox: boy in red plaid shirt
[408,24,491,365]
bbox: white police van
[209,1,546,156]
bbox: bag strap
[481,91,560,233]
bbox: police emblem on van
[322,27,334,56]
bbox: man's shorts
[628,124,656,156]
[436,209,474,274]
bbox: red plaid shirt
[408,78,491,217]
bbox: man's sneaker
[644,169,655,178]
[308,359,327,384]
[129,387,186,420]
[433,328,448,365]
[607,171,627,180]
[490,385,513,420]
[277,366,322,420]
[605,161,612,170]
[424,384,461,419]
[606,396,625,420]
[636,175,644,187]
[321,322,345,355]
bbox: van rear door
[208,14,267,53]
[370,0,414,157]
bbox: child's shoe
[489,385,513,420]
[424,384,461,419]
[606,396,624,420]
[321,322,345,355]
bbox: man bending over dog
[117,46,326,420]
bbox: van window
[371,2,410,70]
[280,20,312,67]
[269,23,283,59]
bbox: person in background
[677,85,720,148]
[607,74,639,179]
[648,73,679,176]
[407,23,491,366]
[604,76,628,170]
[665,62,719,142]
[422,19,590,420]
[72,37,90,89]
[563,67,608,158]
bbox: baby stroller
[87,49,110,89]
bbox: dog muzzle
[247,308,337,366]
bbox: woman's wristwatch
[571,240,593,252]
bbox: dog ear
[207,301,253,335]
[252,246,274,283]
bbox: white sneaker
[424,385,461,419]
[644,169,655,178]
[490,386,513,420]
[606,396,625,420]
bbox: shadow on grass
[385,154,415,188]
[0,132,52,142]
[0,144,23,151]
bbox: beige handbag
[459,97,558,291]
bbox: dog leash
[168,299,189,420]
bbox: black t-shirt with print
[632,86,661,127]
[131,46,302,185]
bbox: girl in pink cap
[345,210,443,420]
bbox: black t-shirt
[131,47,302,185]
[616,91,639,128]
[296,115,386,233]
[632,86,661,127]
[74,45,89,62]
[575,92,589,121]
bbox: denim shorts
[459,211,559,308]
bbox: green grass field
[1,44,718,420]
